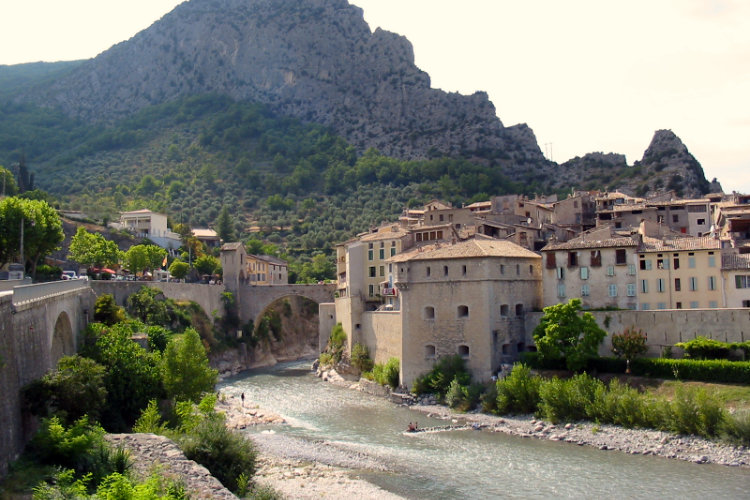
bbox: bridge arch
[237,284,336,328]
[50,311,75,363]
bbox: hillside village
[326,189,750,386]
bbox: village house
[540,226,639,310]
[722,253,750,308]
[220,242,288,287]
[115,209,181,250]
[335,235,542,387]
[246,254,288,285]
[192,228,221,248]
[636,231,723,310]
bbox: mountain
[20,0,544,166]
[2,0,714,229]
[559,130,710,198]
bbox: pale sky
[1,0,748,193]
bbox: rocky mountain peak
[22,0,544,163]
[642,129,689,162]
[636,129,710,198]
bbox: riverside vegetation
[1,291,279,499]
[321,301,750,449]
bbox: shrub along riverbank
[411,356,750,446]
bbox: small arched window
[424,306,435,319]
[500,304,509,317]
[425,345,436,358]
[515,304,524,316]
[457,305,469,318]
[458,345,470,358]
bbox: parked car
[61,270,78,280]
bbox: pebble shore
[218,392,406,499]
[319,367,749,469]
[408,401,750,468]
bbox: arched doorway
[50,312,74,364]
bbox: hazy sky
[1,0,748,193]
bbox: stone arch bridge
[90,281,336,330]
[0,280,96,476]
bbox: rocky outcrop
[105,433,236,499]
[22,0,544,165]
[555,131,711,197]
[634,129,710,197]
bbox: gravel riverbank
[407,402,750,468]
[218,391,405,500]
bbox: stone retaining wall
[105,433,236,499]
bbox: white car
[61,271,78,280]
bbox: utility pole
[19,217,24,267]
[545,143,553,161]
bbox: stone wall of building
[360,311,402,365]
[318,303,337,354]
[525,308,750,357]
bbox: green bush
[676,336,732,360]
[23,355,107,424]
[351,342,374,373]
[180,414,257,494]
[146,325,171,353]
[325,323,347,363]
[629,358,750,384]
[445,378,465,409]
[372,357,400,389]
[721,410,750,446]
[480,382,499,413]
[519,351,566,370]
[93,293,125,326]
[412,355,470,397]
[318,352,334,367]
[538,373,603,423]
[589,379,656,429]
[495,364,541,415]
[663,386,725,437]
[29,417,131,488]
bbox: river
[220,361,749,499]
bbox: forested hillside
[0,93,530,256]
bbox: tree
[23,355,107,423]
[0,197,64,275]
[611,326,648,373]
[85,323,163,431]
[123,244,166,275]
[144,244,168,271]
[123,245,148,275]
[162,328,218,403]
[93,294,125,326]
[15,154,34,193]
[68,228,121,270]
[0,166,18,196]
[215,205,235,243]
[532,298,606,372]
[169,259,190,280]
[194,254,219,276]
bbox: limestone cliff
[23,0,544,165]
[556,131,711,198]
[634,129,710,198]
